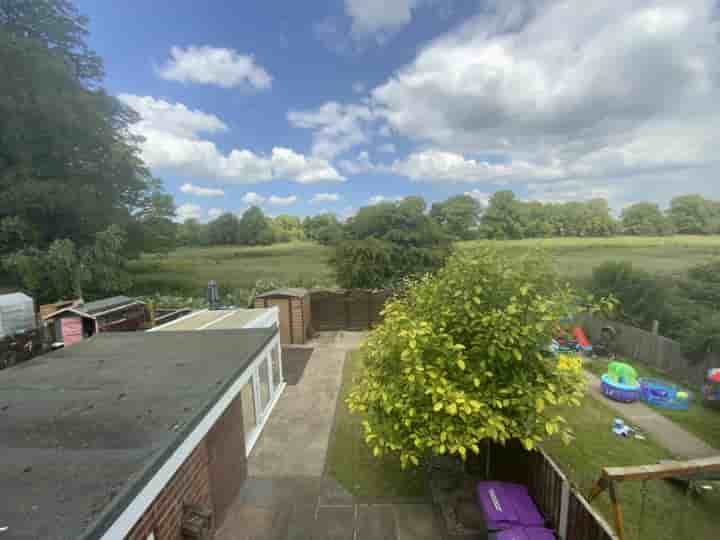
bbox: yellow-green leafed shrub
[347,247,592,469]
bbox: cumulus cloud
[368,0,720,206]
[180,183,225,197]
[158,46,272,90]
[369,195,403,204]
[345,0,428,36]
[288,102,377,159]
[338,151,382,175]
[242,192,266,205]
[120,95,345,184]
[176,203,203,221]
[207,208,225,220]
[268,195,298,206]
[311,193,342,203]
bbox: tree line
[1,1,176,303]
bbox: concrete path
[248,331,365,477]
[585,371,717,459]
[217,332,442,540]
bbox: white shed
[0,293,36,339]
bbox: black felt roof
[0,328,275,540]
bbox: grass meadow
[129,236,720,299]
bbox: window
[240,380,257,437]
[271,345,282,389]
[258,357,271,412]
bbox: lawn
[460,235,720,282]
[127,242,334,299]
[585,359,720,451]
[543,395,720,540]
[325,351,427,498]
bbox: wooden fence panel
[309,289,392,331]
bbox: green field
[128,242,334,299]
[128,236,720,300]
[460,235,720,282]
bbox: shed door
[60,317,83,346]
[266,299,291,344]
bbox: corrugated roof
[255,288,308,299]
[81,296,139,315]
[0,328,276,540]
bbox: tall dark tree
[621,202,673,236]
[430,194,483,240]
[238,206,273,245]
[0,0,171,254]
[480,191,528,239]
[208,213,240,245]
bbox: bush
[346,247,590,468]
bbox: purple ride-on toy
[491,527,557,540]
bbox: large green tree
[621,202,673,236]
[480,191,528,239]
[430,194,483,240]
[303,213,344,245]
[668,194,719,234]
[0,0,173,255]
[207,212,240,245]
[347,248,591,468]
[238,206,274,245]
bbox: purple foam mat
[491,527,556,540]
[476,481,546,530]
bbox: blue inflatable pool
[601,373,641,403]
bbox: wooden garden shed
[254,288,312,345]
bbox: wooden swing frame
[588,456,720,540]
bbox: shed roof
[0,328,275,540]
[81,296,141,315]
[255,288,308,299]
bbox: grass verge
[543,395,719,540]
[585,359,720,450]
[325,351,427,498]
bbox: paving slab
[313,507,355,540]
[393,504,443,540]
[357,504,397,540]
[584,371,717,459]
[249,332,367,477]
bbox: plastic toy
[639,378,690,410]
[601,361,640,402]
[702,368,720,408]
[475,482,545,531]
[572,326,592,352]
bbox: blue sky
[76,0,720,222]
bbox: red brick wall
[127,442,212,540]
[125,390,248,540]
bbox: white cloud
[338,151,380,175]
[311,193,342,203]
[288,102,376,159]
[268,195,298,206]
[464,190,492,206]
[392,150,561,183]
[207,208,225,219]
[345,0,427,36]
[379,143,396,153]
[176,203,203,221]
[120,95,345,184]
[242,192,266,205]
[180,183,225,197]
[368,0,720,206]
[369,194,403,204]
[158,46,272,90]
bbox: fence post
[558,478,570,540]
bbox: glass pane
[259,359,271,412]
[240,380,257,437]
[271,345,282,388]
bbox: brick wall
[125,390,248,539]
[127,442,212,540]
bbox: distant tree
[668,194,716,234]
[177,218,208,246]
[304,213,344,245]
[208,213,240,245]
[272,214,305,242]
[237,206,273,246]
[590,261,667,330]
[480,191,528,239]
[621,202,673,236]
[430,194,483,240]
